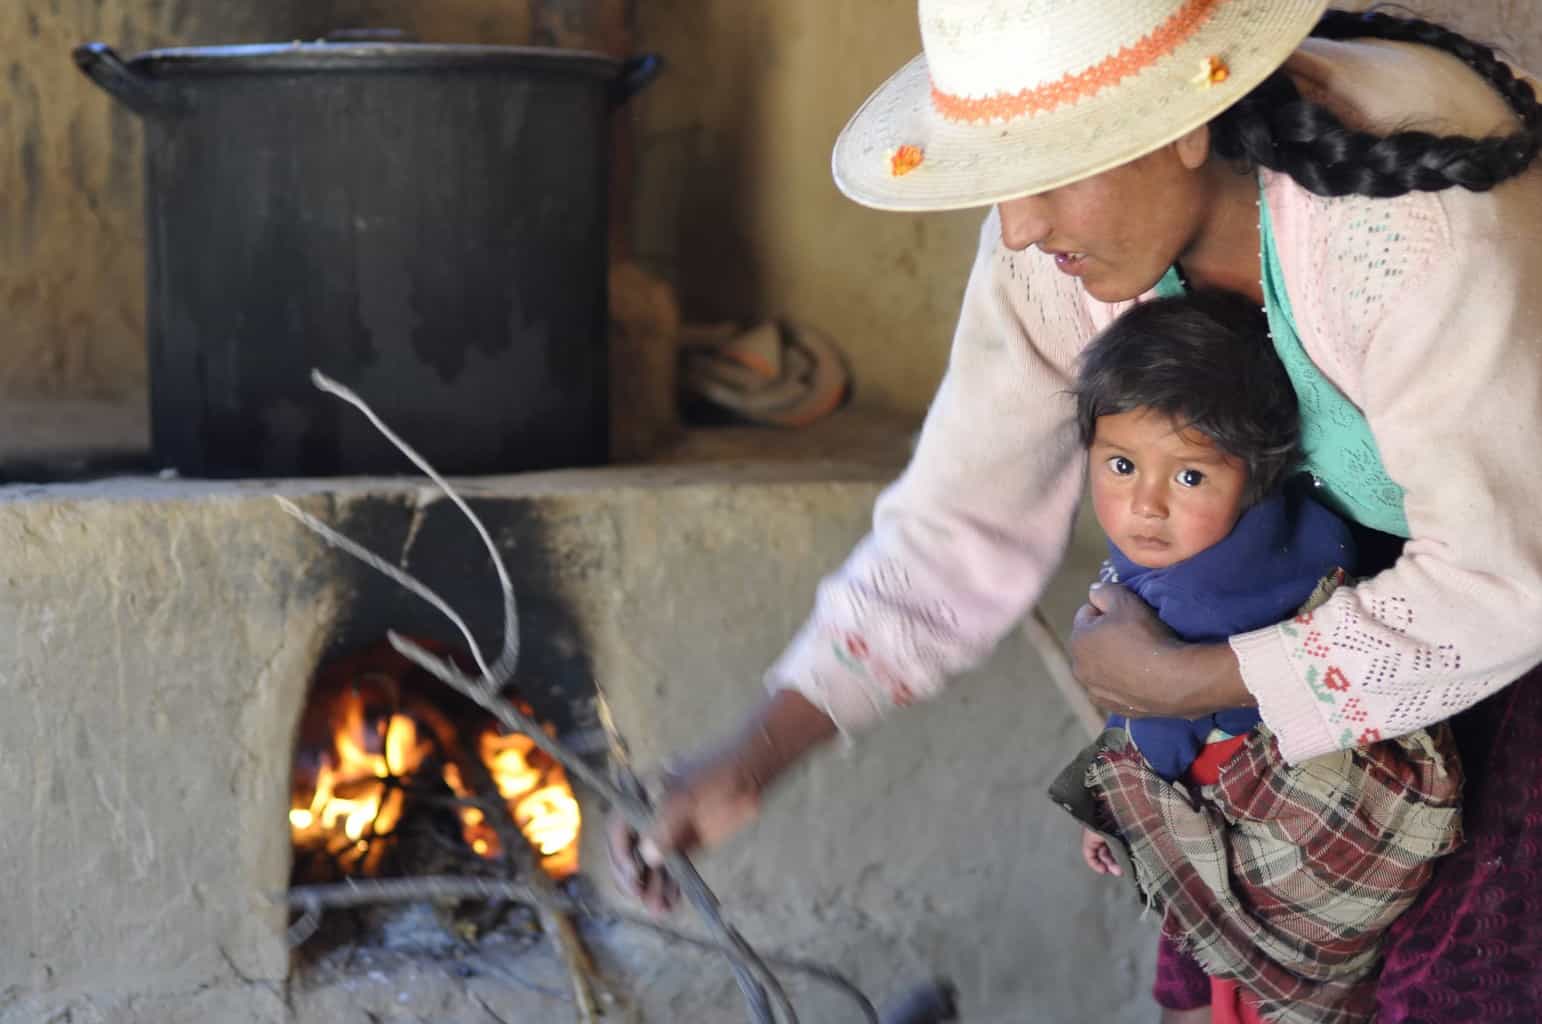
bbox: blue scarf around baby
[1103,479,1357,781]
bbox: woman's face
[996,135,1213,303]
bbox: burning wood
[289,685,425,875]
[443,727,581,877]
[288,642,581,882]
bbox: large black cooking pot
[74,36,660,478]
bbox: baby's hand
[1081,827,1123,876]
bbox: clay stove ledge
[1,405,1155,1023]
[0,416,915,1024]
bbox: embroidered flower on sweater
[1305,665,1338,705]
[882,670,918,707]
[1336,697,1369,723]
[832,632,871,677]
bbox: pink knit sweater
[768,39,1542,764]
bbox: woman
[609,2,1542,1018]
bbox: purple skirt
[1154,666,1542,1019]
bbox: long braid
[1211,8,1541,197]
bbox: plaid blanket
[1053,723,1462,1023]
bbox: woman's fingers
[639,856,679,914]
[607,808,681,912]
[1085,579,1142,614]
[1071,581,1182,713]
[606,751,769,915]
[605,808,685,914]
[1072,582,1114,631]
[645,786,695,856]
[606,811,645,896]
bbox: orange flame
[442,729,581,878]
[290,689,580,879]
[290,689,431,874]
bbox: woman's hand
[1070,582,1254,718]
[1080,827,1122,876]
[606,689,837,914]
[606,747,765,914]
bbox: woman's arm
[610,213,1102,904]
[1237,182,1542,762]
[608,688,836,912]
[764,210,1096,733]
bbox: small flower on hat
[887,144,925,177]
[1192,55,1229,88]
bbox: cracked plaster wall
[0,490,338,1023]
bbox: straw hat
[833,0,1328,211]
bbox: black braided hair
[1209,7,1542,197]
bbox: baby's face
[1088,409,1249,569]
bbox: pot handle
[610,53,664,108]
[73,43,180,117]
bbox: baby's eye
[1106,456,1135,476]
[1176,468,1206,488]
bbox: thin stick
[287,902,322,946]
[598,684,776,1021]
[1022,607,1103,740]
[308,369,519,685]
[275,497,490,682]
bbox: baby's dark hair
[1073,290,1301,504]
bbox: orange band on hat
[931,0,1223,123]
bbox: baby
[1054,291,1462,1024]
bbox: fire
[290,685,580,879]
[517,785,583,861]
[442,729,581,878]
[290,689,431,874]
